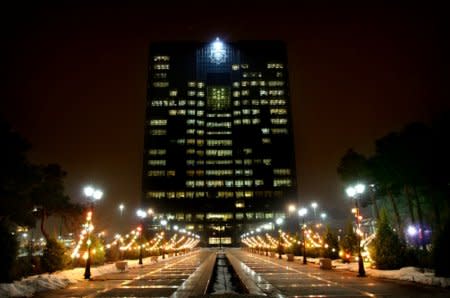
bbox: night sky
[2,3,447,236]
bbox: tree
[322,226,339,259]
[31,164,81,241]
[0,119,36,228]
[41,238,70,273]
[339,221,357,261]
[370,210,405,269]
[337,149,379,219]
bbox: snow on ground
[0,255,166,297]
[274,254,450,288]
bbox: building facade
[142,39,297,246]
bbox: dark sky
[2,3,447,236]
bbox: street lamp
[320,213,327,220]
[160,219,167,259]
[83,185,103,280]
[298,207,308,265]
[119,204,124,216]
[346,183,366,277]
[136,209,147,265]
[275,217,284,259]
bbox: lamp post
[83,185,103,280]
[275,217,284,259]
[346,183,366,277]
[298,208,308,264]
[136,209,147,265]
[160,219,167,259]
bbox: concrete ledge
[226,252,266,296]
[170,250,217,298]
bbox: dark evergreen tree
[41,238,69,273]
[371,210,405,269]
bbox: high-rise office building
[142,38,297,245]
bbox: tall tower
[142,38,297,246]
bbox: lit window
[262,138,271,144]
[186,180,195,188]
[147,191,165,199]
[233,81,240,87]
[186,170,194,176]
[261,99,269,105]
[233,100,240,106]
[206,149,233,156]
[241,90,249,96]
[150,119,167,126]
[153,73,167,79]
[274,168,291,175]
[148,159,166,166]
[252,118,260,124]
[250,81,258,86]
[150,129,166,135]
[187,139,195,145]
[153,82,169,88]
[242,118,250,125]
[187,119,195,125]
[154,64,170,70]
[268,81,285,87]
[178,100,186,106]
[269,99,287,105]
[241,64,249,69]
[271,118,288,125]
[197,91,205,97]
[267,63,284,69]
[207,86,230,110]
[169,90,177,97]
[263,159,272,166]
[244,180,253,186]
[270,108,287,115]
[206,180,224,187]
[260,90,268,96]
[276,71,283,77]
[153,56,170,62]
[235,180,243,187]
[188,90,196,96]
[197,130,204,135]
[269,90,284,96]
[259,81,266,86]
[195,180,204,187]
[233,91,240,97]
[187,110,195,116]
[206,139,232,146]
[232,64,240,71]
[186,160,195,166]
[244,159,252,165]
[186,148,195,154]
[197,82,205,88]
[236,213,244,219]
[271,128,288,134]
[261,128,270,134]
[273,178,292,187]
[235,201,245,208]
[188,81,196,87]
[218,192,234,199]
[167,170,176,176]
[148,149,166,155]
[196,170,204,176]
[197,101,205,107]
[243,148,252,154]
[235,169,243,176]
[206,170,233,176]
[251,100,260,106]
[255,179,264,186]
[244,169,253,176]
[188,100,196,106]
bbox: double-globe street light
[136,209,147,265]
[346,183,366,277]
[298,207,308,265]
[83,185,103,280]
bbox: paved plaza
[35,248,450,297]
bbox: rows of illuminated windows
[148,149,166,155]
[146,190,284,200]
[151,98,286,108]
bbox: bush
[433,221,450,277]
[322,227,339,259]
[41,238,70,273]
[371,210,405,269]
[0,222,19,282]
[339,221,358,261]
